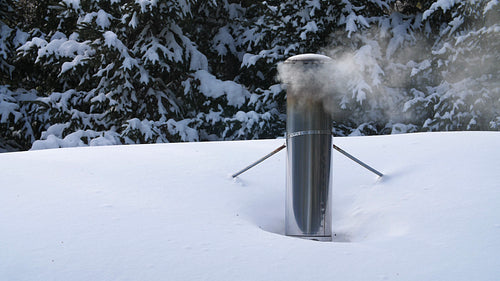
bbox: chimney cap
[284,54,333,64]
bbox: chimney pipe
[283,54,334,241]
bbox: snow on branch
[422,0,459,21]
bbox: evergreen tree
[0,0,498,152]
[15,0,253,149]
[0,0,34,151]
[403,0,500,131]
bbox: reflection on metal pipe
[283,54,334,241]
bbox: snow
[307,0,321,15]
[385,12,415,59]
[96,10,112,29]
[0,87,21,123]
[61,0,81,10]
[79,10,112,30]
[410,59,431,77]
[18,34,94,74]
[193,70,249,107]
[103,31,120,49]
[0,132,499,280]
[31,129,120,150]
[242,53,260,67]
[135,0,158,12]
[165,119,199,142]
[484,0,499,14]
[60,54,87,74]
[422,0,459,21]
[128,12,138,29]
[299,21,318,40]
[339,1,370,38]
[0,25,12,60]
[213,27,236,58]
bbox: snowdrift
[1,132,499,281]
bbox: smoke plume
[277,21,499,133]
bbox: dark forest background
[1,0,498,151]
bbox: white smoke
[277,20,500,133]
[276,42,389,121]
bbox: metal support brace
[231,144,286,178]
[231,141,383,178]
[332,144,383,177]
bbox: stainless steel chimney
[283,54,334,241]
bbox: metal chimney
[283,54,334,241]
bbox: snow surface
[1,132,499,281]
